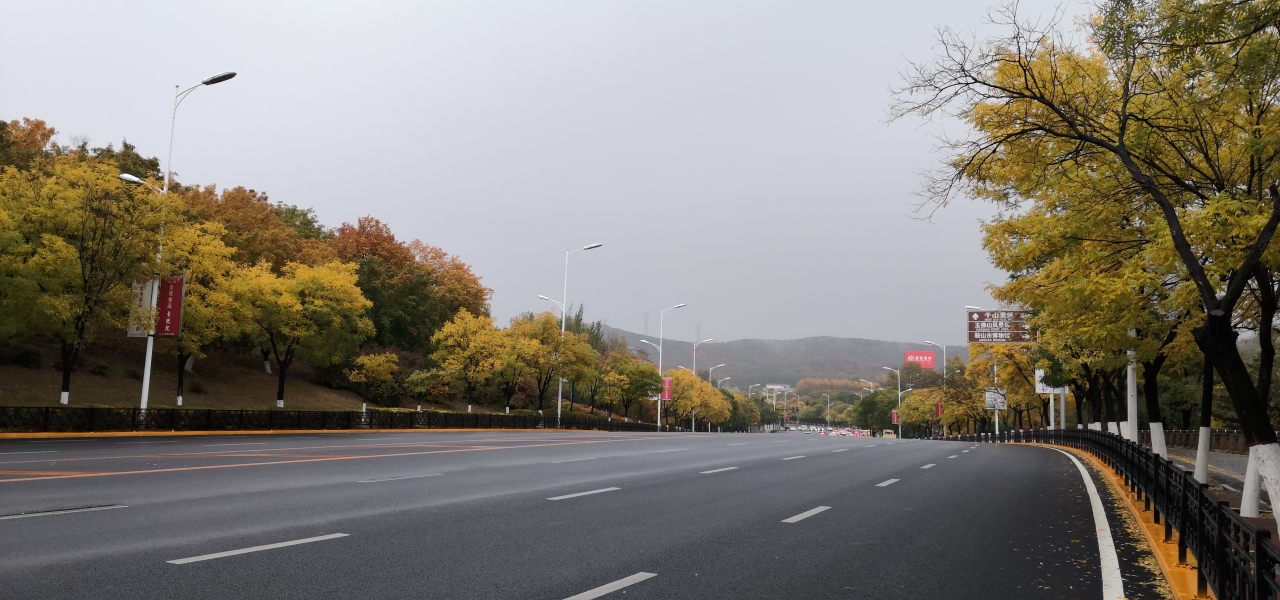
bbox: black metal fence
[0,406,665,434]
[934,428,1279,600]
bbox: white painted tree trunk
[1242,447,1262,518]
[1107,422,1119,435]
[1194,426,1212,484]
[263,360,272,374]
[176,395,183,407]
[1253,443,1280,516]
[1149,422,1167,458]
[60,391,69,405]
[184,355,195,373]
[1090,422,1101,431]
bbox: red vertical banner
[891,410,899,425]
[661,377,673,400]
[156,275,186,338]
[934,402,943,418]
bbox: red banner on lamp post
[661,377,673,401]
[905,351,935,369]
[156,275,186,338]
[891,410,899,425]
[934,402,943,418]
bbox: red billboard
[661,377,673,401]
[156,275,186,338]
[905,351,935,369]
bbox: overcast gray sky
[2,0,1086,345]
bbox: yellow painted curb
[1028,443,1209,600]
[0,428,626,439]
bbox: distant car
[882,429,897,439]
[804,430,812,434]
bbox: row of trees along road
[0,118,489,407]
[891,0,1280,491]
[426,307,764,427]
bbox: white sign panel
[984,388,1007,410]
[127,280,154,338]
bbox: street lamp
[124,70,236,412]
[824,393,831,425]
[692,338,714,379]
[677,366,692,372]
[748,384,760,397]
[923,341,946,381]
[883,366,902,438]
[547,243,603,428]
[859,378,878,391]
[717,376,731,389]
[707,363,726,384]
[646,303,686,431]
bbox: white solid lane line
[563,572,657,600]
[876,479,900,487]
[0,505,127,521]
[655,449,686,453]
[727,443,749,446]
[947,455,959,458]
[700,467,738,474]
[115,441,180,445]
[167,533,349,565]
[1050,448,1125,599]
[0,450,58,455]
[552,457,598,463]
[547,487,621,501]
[29,439,95,443]
[357,437,403,441]
[781,506,831,523]
[358,474,442,483]
[204,442,267,447]
[781,456,805,461]
[831,449,849,453]
[921,464,936,469]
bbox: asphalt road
[0,431,1164,599]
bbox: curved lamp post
[124,70,236,412]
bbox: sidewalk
[1163,447,1270,507]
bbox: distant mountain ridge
[601,325,958,388]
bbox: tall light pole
[130,71,236,412]
[923,341,946,381]
[677,366,692,372]
[708,363,726,384]
[859,378,878,391]
[717,376,731,389]
[883,366,902,438]
[547,243,603,428]
[644,302,685,431]
[692,338,714,379]
[748,384,761,397]
[824,393,831,425]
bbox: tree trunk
[176,350,189,407]
[58,339,76,405]
[1195,353,1214,483]
[1143,355,1168,457]
[1194,316,1276,444]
